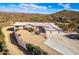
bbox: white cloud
[26,3,48,10]
[19,3,29,7]
[7,3,49,14]
[58,3,70,9]
[9,3,48,10]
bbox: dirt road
[2,26,24,55]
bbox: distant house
[13,22,63,33]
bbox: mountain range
[0,10,79,32]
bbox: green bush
[0,42,3,52]
[26,43,34,52]
[26,43,48,55]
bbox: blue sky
[0,3,79,14]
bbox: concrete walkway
[45,31,79,55]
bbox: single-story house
[13,22,63,33]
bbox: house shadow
[65,34,79,40]
[9,32,32,55]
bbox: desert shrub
[0,28,5,52]
[26,43,34,52]
[23,27,29,30]
[28,28,34,32]
[3,49,9,55]
[15,28,20,31]
[18,34,21,36]
[26,43,48,55]
[0,42,3,52]
[4,49,9,52]
[35,31,40,35]
[0,28,8,55]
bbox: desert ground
[16,29,61,55]
[2,26,61,55]
[2,26,79,55]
